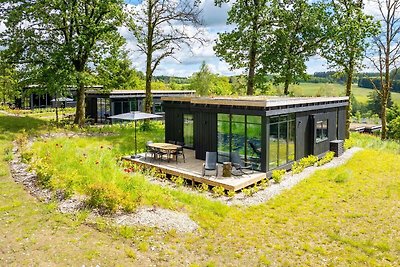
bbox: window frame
[315,120,329,143]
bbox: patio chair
[171,146,185,163]
[145,141,156,160]
[176,141,185,147]
[202,152,218,177]
[249,141,262,158]
[231,152,253,175]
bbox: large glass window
[268,114,295,170]
[316,120,328,143]
[247,116,262,170]
[183,114,194,148]
[217,114,262,170]
[217,114,231,163]
[231,115,246,160]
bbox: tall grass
[349,132,400,153]
[27,123,230,227]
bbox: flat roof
[162,96,349,108]
[86,90,195,98]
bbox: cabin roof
[162,96,349,108]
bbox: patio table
[148,143,182,161]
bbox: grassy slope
[1,114,400,265]
[0,115,156,265]
[274,82,400,104]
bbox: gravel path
[227,147,363,206]
[114,207,198,233]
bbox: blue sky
[124,0,334,77]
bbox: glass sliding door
[247,116,262,170]
[217,114,231,163]
[231,115,246,160]
[183,114,194,148]
[269,117,279,170]
[217,114,262,171]
[268,114,296,170]
[278,116,288,166]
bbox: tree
[366,90,393,116]
[262,0,329,95]
[96,49,144,90]
[189,62,213,96]
[322,0,377,138]
[127,0,203,113]
[366,0,400,139]
[0,60,18,106]
[24,56,76,123]
[214,0,273,96]
[189,62,233,96]
[0,0,125,126]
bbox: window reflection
[184,114,194,148]
[217,114,262,170]
[316,120,328,143]
[268,114,296,170]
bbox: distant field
[273,83,400,105]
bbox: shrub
[259,179,269,189]
[316,151,335,166]
[86,182,125,213]
[241,184,260,197]
[271,169,285,183]
[33,159,53,187]
[171,176,185,187]
[196,183,209,193]
[227,190,235,198]
[334,172,350,183]
[344,138,355,150]
[212,186,225,197]
[292,155,318,174]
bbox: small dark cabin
[85,90,195,123]
[163,96,349,174]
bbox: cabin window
[217,114,262,170]
[268,114,295,170]
[183,114,194,148]
[316,120,328,143]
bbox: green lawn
[273,82,400,105]
[1,113,400,265]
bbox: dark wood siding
[312,109,339,156]
[194,112,217,160]
[337,107,346,140]
[164,108,183,143]
[295,112,313,160]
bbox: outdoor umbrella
[108,111,162,158]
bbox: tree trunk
[74,82,86,127]
[144,2,153,113]
[381,89,388,139]
[145,60,152,113]
[55,94,59,124]
[345,69,353,139]
[247,44,256,96]
[284,78,290,95]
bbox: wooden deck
[123,149,266,192]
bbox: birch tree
[322,0,377,138]
[367,0,400,139]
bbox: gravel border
[226,147,363,206]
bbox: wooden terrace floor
[123,149,266,192]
